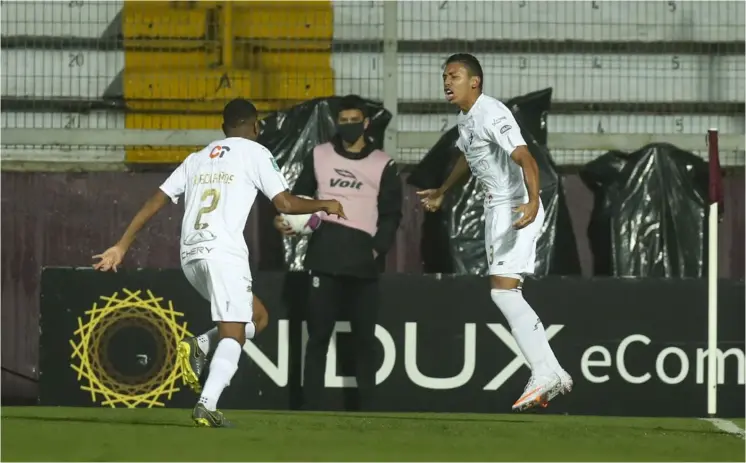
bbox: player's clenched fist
[92,244,126,272]
[323,199,347,219]
[416,189,444,212]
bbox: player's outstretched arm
[272,153,319,236]
[92,190,170,272]
[510,146,541,229]
[271,191,347,219]
[417,151,470,212]
[252,146,345,219]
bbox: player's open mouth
[444,89,455,101]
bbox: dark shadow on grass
[3,411,729,438]
[600,424,733,437]
[1,414,195,428]
[248,410,538,425]
[239,411,729,436]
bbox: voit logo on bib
[581,334,745,386]
[330,169,363,190]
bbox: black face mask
[337,122,365,144]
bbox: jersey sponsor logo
[183,230,217,246]
[499,125,512,134]
[209,145,231,159]
[181,245,215,260]
[492,117,506,126]
[330,168,363,190]
[270,156,281,172]
[334,168,356,178]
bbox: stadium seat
[124,69,263,105]
[234,3,333,41]
[264,70,334,101]
[125,49,221,70]
[122,2,211,47]
[122,0,334,164]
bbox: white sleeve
[455,135,466,153]
[483,110,526,155]
[159,161,188,204]
[250,147,289,201]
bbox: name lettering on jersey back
[193,172,235,185]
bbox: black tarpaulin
[580,143,709,277]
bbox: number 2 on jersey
[194,188,221,230]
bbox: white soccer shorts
[484,201,545,277]
[182,259,253,323]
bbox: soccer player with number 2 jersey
[93,99,345,426]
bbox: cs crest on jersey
[461,130,474,150]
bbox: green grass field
[2,407,744,461]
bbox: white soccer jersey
[159,137,289,266]
[456,94,528,207]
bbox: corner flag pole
[706,128,723,417]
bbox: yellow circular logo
[69,289,193,408]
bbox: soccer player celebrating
[93,99,345,427]
[418,54,572,411]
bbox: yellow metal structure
[123,0,334,164]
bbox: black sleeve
[291,153,318,197]
[373,160,403,256]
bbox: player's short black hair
[338,94,366,118]
[444,53,484,90]
[222,98,258,128]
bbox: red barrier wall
[2,170,743,400]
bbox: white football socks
[197,322,256,356]
[198,337,241,411]
[490,289,562,377]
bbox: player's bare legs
[179,296,269,393]
[194,295,269,355]
[191,321,245,427]
[490,275,572,411]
